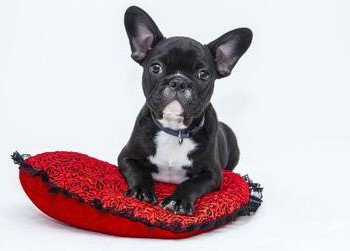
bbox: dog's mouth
[163,100,183,114]
[147,85,204,124]
[161,100,185,123]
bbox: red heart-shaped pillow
[12,151,262,239]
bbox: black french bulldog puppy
[118,6,252,215]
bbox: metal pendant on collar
[178,130,184,144]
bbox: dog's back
[218,122,240,170]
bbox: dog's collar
[151,112,205,144]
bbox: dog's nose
[169,78,188,91]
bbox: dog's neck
[158,113,186,130]
[158,101,186,130]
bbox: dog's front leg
[118,157,157,203]
[160,170,222,215]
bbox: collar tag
[178,130,184,144]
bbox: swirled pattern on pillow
[12,151,262,239]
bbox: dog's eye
[198,70,210,81]
[150,63,162,74]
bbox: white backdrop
[1,0,349,250]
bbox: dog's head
[124,6,252,124]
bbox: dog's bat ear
[207,28,252,78]
[124,6,164,64]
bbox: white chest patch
[149,131,197,184]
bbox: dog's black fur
[118,6,252,215]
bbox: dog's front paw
[160,196,194,215]
[125,186,157,204]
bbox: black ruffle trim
[11,151,263,233]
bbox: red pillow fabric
[12,151,262,239]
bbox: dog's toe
[160,196,194,215]
[125,186,157,204]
